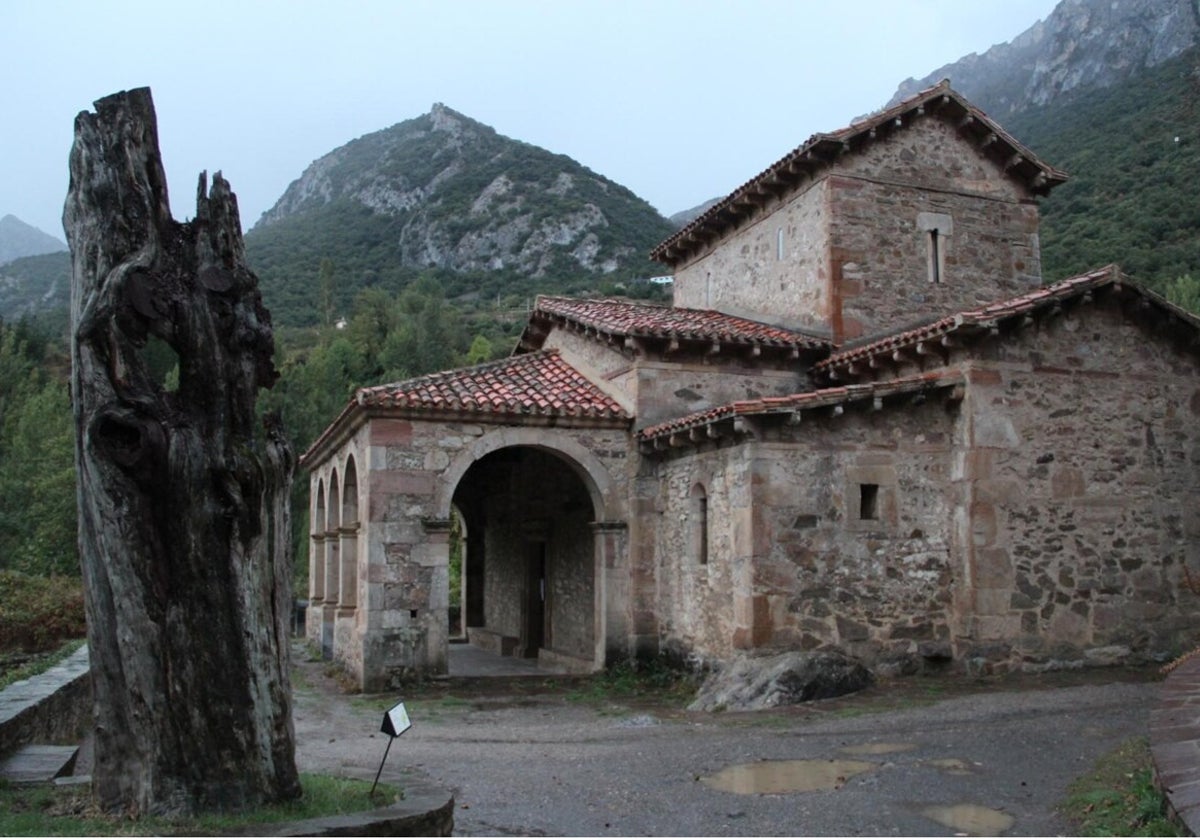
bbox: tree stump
[63,88,300,816]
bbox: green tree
[466,334,494,365]
[1166,274,1200,314]
[318,258,336,331]
[0,378,77,575]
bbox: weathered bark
[63,88,300,816]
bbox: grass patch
[0,639,85,691]
[0,773,401,836]
[564,658,698,708]
[1060,737,1181,836]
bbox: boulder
[689,651,873,712]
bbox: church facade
[300,82,1200,690]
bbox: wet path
[292,651,1156,836]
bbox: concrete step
[0,744,79,784]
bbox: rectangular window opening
[859,484,879,521]
[698,496,708,566]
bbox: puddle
[701,759,876,794]
[922,803,1014,835]
[925,757,975,775]
[839,742,916,756]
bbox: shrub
[0,571,86,653]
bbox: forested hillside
[0,251,69,323]
[1008,46,1200,289]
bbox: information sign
[382,701,411,737]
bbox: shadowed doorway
[450,446,596,670]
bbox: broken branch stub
[64,87,299,817]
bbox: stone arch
[434,427,622,523]
[433,427,627,672]
[310,478,326,603]
[338,456,360,612]
[325,467,340,612]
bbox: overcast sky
[2,0,1060,242]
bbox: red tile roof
[813,265,1124,378]
[299,350,629,466]
[652,80,1068,267]
[639,370,965,443]
[356,349,629,419]
[524,295,829,352]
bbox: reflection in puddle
[922,803,1014,835]
[840,742,917,756]
[701,759,876,794]
[925,757,974,775]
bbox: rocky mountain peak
[0,214,66,264]
[888,0,1199,117]
[429,102,467,136]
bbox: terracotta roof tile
[652,80,1068,266]
[529,295,829,351]
[639,370,964,442]
[356,349,630,420]
[814,265,1122,376]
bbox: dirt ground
[291,645,1161,836]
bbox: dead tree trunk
[63,88,300,816]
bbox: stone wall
[653,397,962,670]
[753,400,962,671]
[672,178,831,332]
[955,303,1200,670]
[654,447,749,661]
[633,360,806,430]
[669,115,1042,344]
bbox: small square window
[859,484,879,520]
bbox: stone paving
[1150,654,1200,834]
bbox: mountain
[887,0,1199,118]
[883,0,1199,291]
[668,198,722,229]
[246,104,676,327]
[0,250,70,326]
[0,215,66,265]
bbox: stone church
[300,81,1200,691]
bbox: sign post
[371,700,412,796]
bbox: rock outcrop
[688,652,873,712]
[888,0,1199,118]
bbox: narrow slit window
[917,212,952,284]
[859,484,879,520]
[690,484,709,566]
[928,229,941,284]
[777,227,784,261]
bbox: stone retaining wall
[0,646,91,757]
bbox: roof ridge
[651,81,1067,267]
[814,265,1149,376]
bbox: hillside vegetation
[1007,46,1200,289]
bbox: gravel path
[292,652,1157,836]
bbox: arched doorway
[450,446,598,669]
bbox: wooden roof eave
[639,372,967,454]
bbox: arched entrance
[450,446,599,671]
